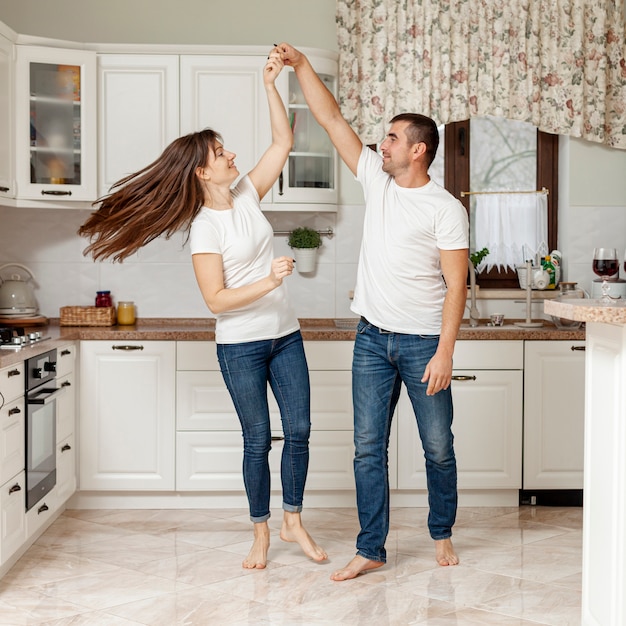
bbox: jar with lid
[551,282,584,330]
[117,301,136,325]
[95,290,112,307]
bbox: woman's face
[202,142,239,185]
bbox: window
[441,119,558,289]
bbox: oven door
[26,385,63,510]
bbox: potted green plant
[288,227,322,273]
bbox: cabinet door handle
[0,186,9,192]
[271,435,285,441]
[452,375,476,381]
[8,368,21,378]
[278,172,284,195]
[8,406,21,416]
[112,345,144,351]
[41,190,72,196]
[571,345,586,351]
[37,503,49,514]
[61,381,72,387]
[9,483,22,494]
[61,349,72,356]
[61,443,72,452]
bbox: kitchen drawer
[453,340,523,370]
[177,341,219,371]
[0,363,24,404]
[176,430,355,491]
[176,370,353,431]
[55,343,76,378]
[0,397,24,484]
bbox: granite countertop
[0,317,586,369]
[545,298,626,325]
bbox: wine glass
[592,248,619,304]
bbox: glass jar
[117,301,136,325]
[95,290,112,307]
[551,282,584,330]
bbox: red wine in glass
[593,258,619,278]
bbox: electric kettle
[0,263,40,316]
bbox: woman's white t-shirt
[351,146,469,335]
[189,175,299,344]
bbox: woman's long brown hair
[78,128,222,262]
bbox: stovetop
[0,326,51,351]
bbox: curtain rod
[460,187,549,197]
[273,228,334,238]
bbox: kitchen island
[544,299,626,626]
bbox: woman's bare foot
[435,538,459,566]
[280,511,327,562]
[242,521,270,569]
[330,555,384,581]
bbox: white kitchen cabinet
[397,341,523,490]
[0,362,25,566]
[180,54,270,197]
[55,343,76,505]
[179,50,338,211]
[175,340,355,491]
[0,31,14,199]
[275,60,338,208]
[523,340,586,490]
[97,54,179,198]
[0,362,24,486]
[15,45,96,201]
[1,471,26,565]
[79,340,176,490]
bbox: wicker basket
[60,306,116,326]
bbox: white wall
[1,1,625,321]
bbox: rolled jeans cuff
[250,512,271,523]
[283,502,303,514]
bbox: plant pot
[293,248,318,274]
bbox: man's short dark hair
[390,113,439,167]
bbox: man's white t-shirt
[189,175,299,344]
[351,146,469,335]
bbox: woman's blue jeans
[217,330,311,523]
[353,318,457,563]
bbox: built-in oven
[24,348,60,510]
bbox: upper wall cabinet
[15,46,96,201]
[179,52,338,211]
[97,54,180,199]
[180,54,270,199]
[0,33,14,199]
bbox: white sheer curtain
[474,192,548,272]
[336,0,626,149]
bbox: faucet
[467,257,480,327]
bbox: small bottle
[542,256,556,289]
[95,290,112,307]
[117,301,136,325]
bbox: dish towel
[474,192,548,272]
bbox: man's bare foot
[242,521,270,569]
[435,538,459,566]
[330,555,384,581]
[280,512,327,562]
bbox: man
[279,44,469,581]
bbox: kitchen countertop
[545,297,626,324]
[0,317,586,369]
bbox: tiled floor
[0,505,582,625]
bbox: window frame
[444,120,559,289]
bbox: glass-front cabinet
[272,55,338,209]
[0,32,13,200]
[15,46,96,201]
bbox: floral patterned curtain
[336,0,626,148]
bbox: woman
[79,48,327,569]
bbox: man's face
[379,121,413,177]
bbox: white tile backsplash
[2,197,624,320]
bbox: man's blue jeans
[353,318,457,563]
[217,330,311,522]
